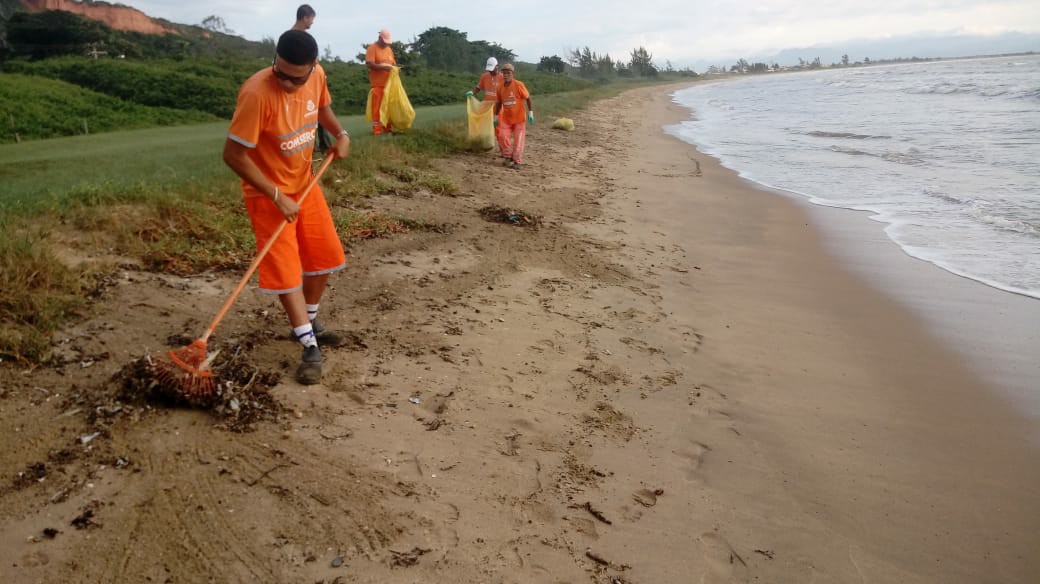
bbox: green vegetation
[3,57,248,116]
[0,72,217,142]
[0,232,92,364]
[1,58,592,142]
[405,27,514,73]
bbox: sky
[120,0,1040,68]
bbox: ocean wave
[970,207,1040,236]
[922,188,971,206]
[829,145,872,156]
[905,82,1040,101]
[828,145,926,165]
[906,82,978,95]
[880,150,926,165]
[809,130,890,140]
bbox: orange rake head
[151,339,218,400]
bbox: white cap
[485,57,498,71]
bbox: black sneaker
[312,319,347,348]
[295,344,322,385]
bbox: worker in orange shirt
[468,57,502,103]
[364,29,397,135]
[493,63,534,169]
[467,57,503,150]
[223,30,351,385]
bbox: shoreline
[663,87,1040,419]
[798,199,1040,418]
[579,87,1040,581]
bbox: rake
[153,155,335,399]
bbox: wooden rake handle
[200,155,336,343]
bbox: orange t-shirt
[227,64,331,197]
[477,71,502,101]
[496,80,530,125]
[365,43,397,88]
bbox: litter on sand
[552,118,575,131]
[478,205,542,228]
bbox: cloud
[119,1,1040,67]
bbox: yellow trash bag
[552,117,575,131]
[380,67,415,131]
[466,96,495,150]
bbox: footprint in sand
[676,325,706,354]
[699,532,749,583]
[529,338,566,355]
[619,336,664,355]
[676,441,711,480]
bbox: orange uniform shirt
[365,43,397,88]
[496,80,530,125]
[227,64,331,197]
[477,71,503,101]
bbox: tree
[470,40,515,69]
[567,46,599,77]
[841,53,849,66]
[322,45,334,62]
[6,10,110,59]
[537,55,565,74]
[200,15,234,35]
[409,26,470,71]
[402,27,515,73]
[629,46,657,77]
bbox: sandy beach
[1,84,1038,583]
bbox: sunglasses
[271,62,315,86]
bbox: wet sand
[590,87,1040,582]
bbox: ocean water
[668,55,1040,299]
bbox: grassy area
[0,73,217,144]
[0,79,683,363]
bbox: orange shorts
[244,182,346,295]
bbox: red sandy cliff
[21,0,177,35]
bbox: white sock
[293,323,318,348]
[306,303,320,323]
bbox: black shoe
[295,344,322,385]
[312,319,347,348]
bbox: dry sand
[1,85,1038,583]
